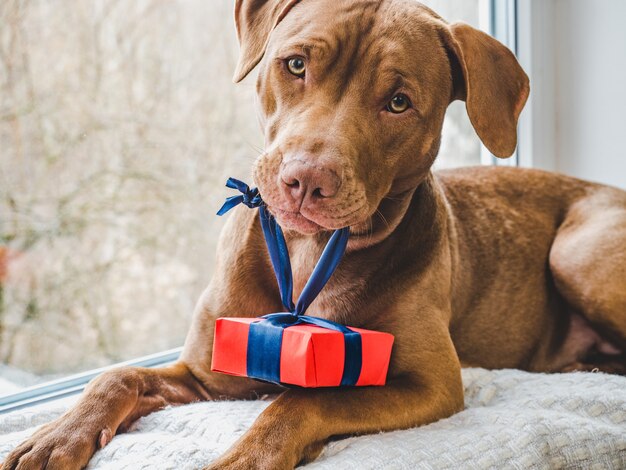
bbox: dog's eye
[286,57,306,77]
[386,94,411,113]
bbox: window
[425,0,482,170]
[0,0,491,399]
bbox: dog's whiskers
[375,209,390,232]
[246,142,266,156]
[365,215,374,246]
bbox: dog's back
[437,166,626,372]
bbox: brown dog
[4,0,626,469]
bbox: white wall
[518,0,626,189]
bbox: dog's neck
[354,171,443,252]
[281,172,446,324]
[346,186,418,250]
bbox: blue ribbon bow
[218,177,362,386]
[216,178,263,215]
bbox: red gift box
[211,317,394,387]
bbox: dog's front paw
[205,437,325,470]
[205,433,305,470]
[205,448,292,470]
[1,413,110,470]
[205,391,326,470]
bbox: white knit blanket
[1,368,625,469]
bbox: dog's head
[234,0,529,236]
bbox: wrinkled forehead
[264,0,447,91]
[267,0,380,58]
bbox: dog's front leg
[205,325,464,470]
[2,363,210,470]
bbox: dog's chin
[271,208,327,235]
[270,206,366,235]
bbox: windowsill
[0,347,182,414]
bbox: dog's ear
[441,22,529,158]
[233,0,302,82]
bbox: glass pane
[0,0,480,393]
[421,0,482,169]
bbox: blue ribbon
[216,178,263,215]
[218,177,361,386]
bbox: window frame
[0,1,525,414]
[0,348,181,413]
[515,0,558,171]
[479,0,521,167]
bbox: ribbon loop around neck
[218,178,349,316]
[294,226,349,315]
[258,205,295,311]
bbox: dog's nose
[280,159,341,207]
